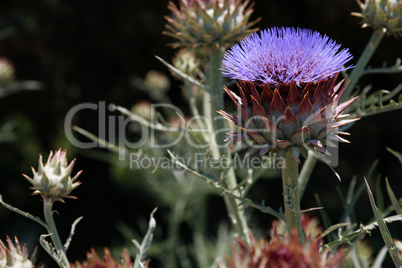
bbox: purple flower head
[221,27,353,86]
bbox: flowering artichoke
[163,0,259,49]
[218,232,344,268]
[23,149,82,202]
[71,248,136,268]
[218,27,359,160]
[0,236,34,268]
[352,0,402,37]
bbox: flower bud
[172,49,201,78]
[164,0,260,49]
[352,0,402,37]
[23,149,82,202]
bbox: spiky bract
[218,75,358,159]
[0,236,34,268]
[71,248,137,268]
[218,232,344,268]
[164,0,259,49]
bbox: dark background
[0,0,401,267]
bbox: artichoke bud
[23,149,82,202]
[352,0,402,37]
[164,0,260,49]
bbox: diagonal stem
[341,29,386,103]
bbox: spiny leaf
[348,84,402,119]
[326,214,402,249]
[0,195,48,229]
[364,178,402,268]
[167,150,283,220]
[39,234,69,268]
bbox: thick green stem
[341,30,385,102]
[298,151,318,201]
[43,198,69,267]
[281,150,303,242]
[203,46,249,241]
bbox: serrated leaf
[39,234,69,268]
[167,150,283,219]
[0,195,47,229]
[365,178,402,268]
[326,214,402,249]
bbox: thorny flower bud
[163,0,260,49]
[23,149,82,202]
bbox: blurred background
[0,0,401,267]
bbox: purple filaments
[221,27,353,87]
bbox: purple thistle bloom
[218,27,359,160]
[221,27,353,86]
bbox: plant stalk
[43,198,69,267]
[341,29,385,102]
[203,46,249,241]
[281,150,303,242]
